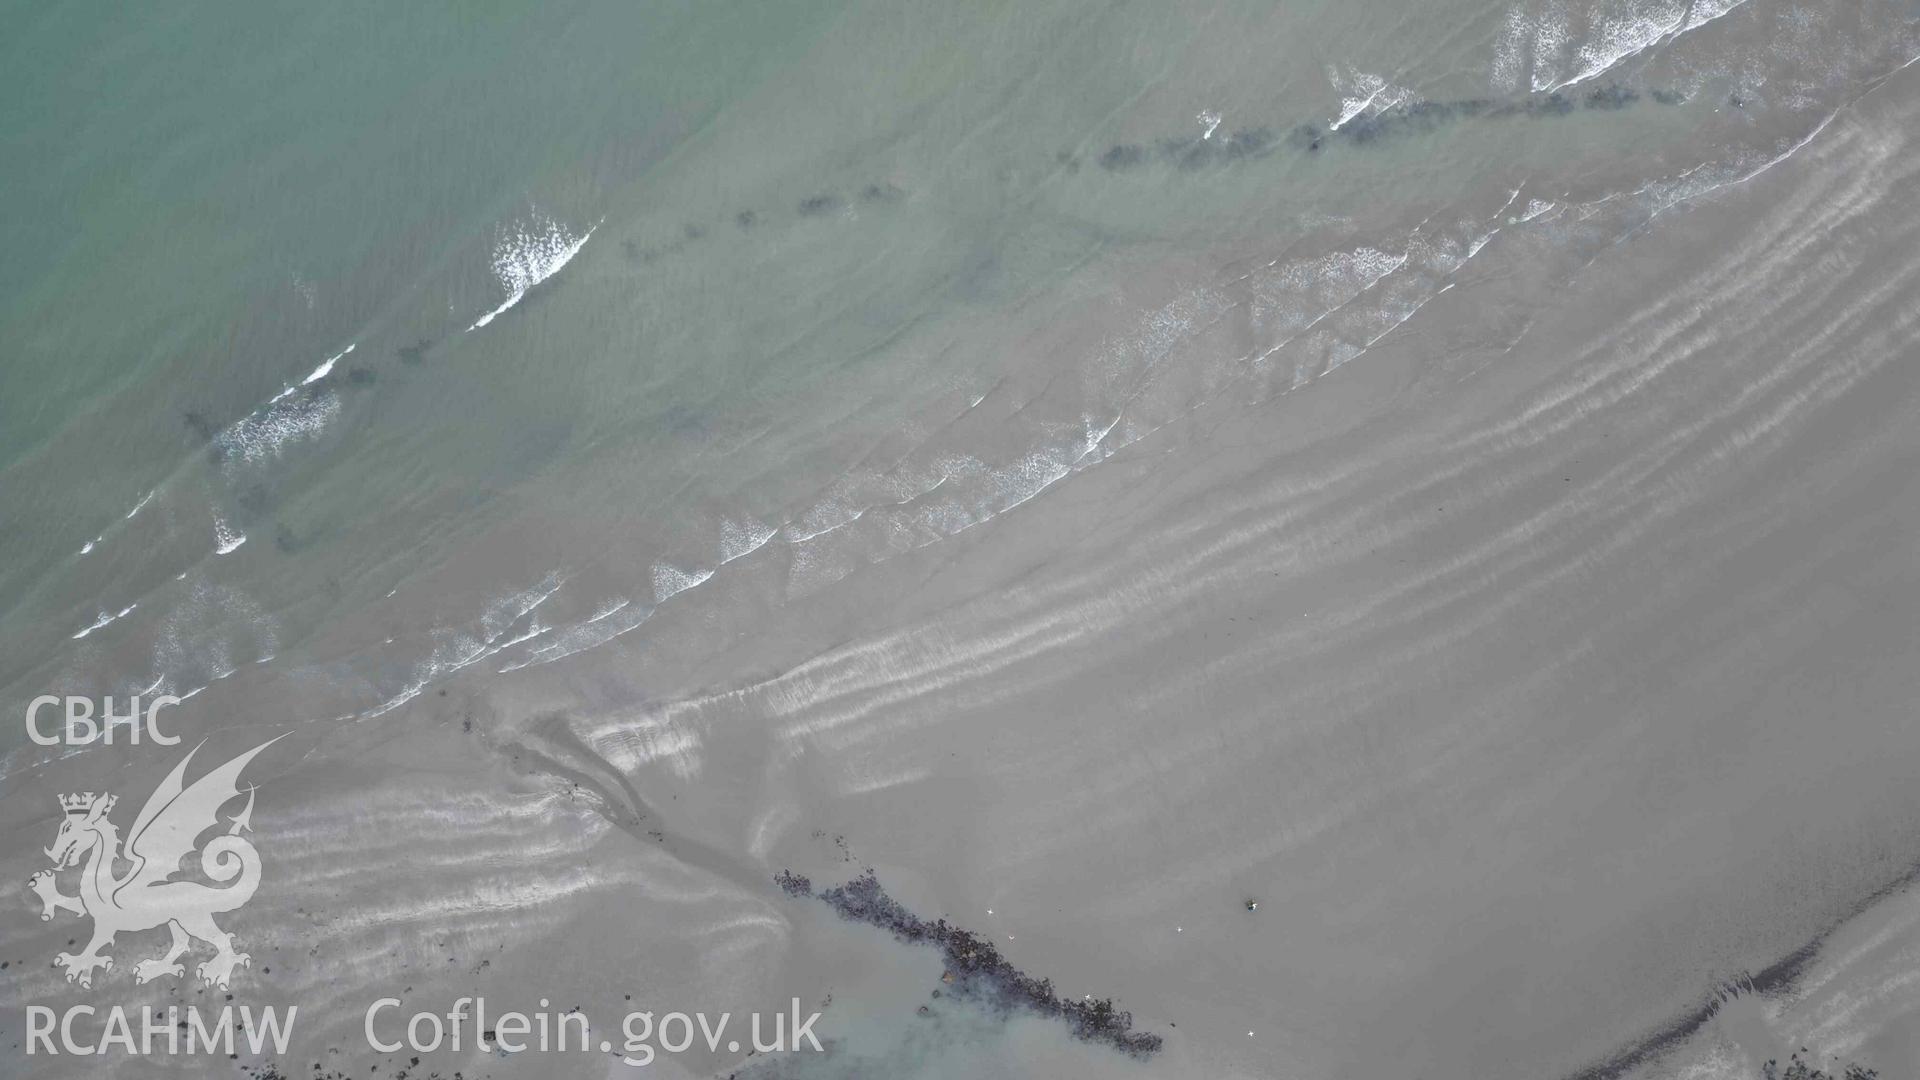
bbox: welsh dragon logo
[25,736,282,990]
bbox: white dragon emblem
[25,736,282,990]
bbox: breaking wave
[467,210,600,332]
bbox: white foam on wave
[783,495,866,543]
[143,576,281,703]
[1520,198,1558,222]
[1562,0,1688,91]
[586,598,632,623]
[488,519,811,678]
[213,514,247,555]
[72,602,137,640]
[1329,67,1415,130]
[651,563,715,604]
[1493,8,1532,92]
[74,488,158,557]
[467,212,600,332]
[1527,2,1575,92]
[1245,246,1410,368]
[219,388,342,467]
[304,343,353,384]
[718,518,779,564]
[1498,0,1752,95]
[361,573,566,718]
[271,344,356,403]
[497,598,651,674]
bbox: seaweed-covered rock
[782,870,1163,1059]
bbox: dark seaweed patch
[1335,113,1389,144]
[1562,854,1920,1080]
[1161,130,1276,168]
[183,410,218,441]
[235,481,272,518]
[601,81,1690,289]
[1330,103,1450,145]
[1159,136,1214,169]
[1763,1054,1879,1080]
[1400,99,1457,129]
[784,870,1162,1059]
[1217,127,1275,159]
[396,339,431,365]
[797,194,843,217]
[1585,84,1638,109]
[1530,91,1575,116]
